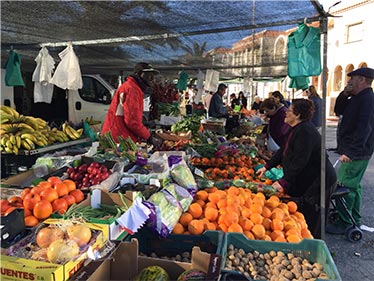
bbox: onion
[36,227,65,248]
[66,224,92,247]
[47,239,79,263]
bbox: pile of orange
[172,186,313,243]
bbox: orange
[244,231,255,240]
[286,228,300,237]
[241,207,252,218]
[205,202,217,209]
[270,230,285,241]
[262,234,272,241]
[252,224,266,239]
[250,213,264,225]
[271,218,284,231]
[227,186,239,196]
[223,212,239,227]
[262,217,272,230]
[216,199,227,209]
[39,187,59,203]
[33,200,53,220]
[195,199,206,208]
[172,223,185,234]
[287,234,301,243]
[266,195,280,209]
[255,192,266,201]
[63,179,76,192]
[188,219,204,235]
[239,217,254,231]
[287,201,298,213]
[252,196,265,207]
[204,207,218,222]
[37,181,52,189]
[207,192,221,204]
[205,222,217,231]
[271,208,285,220]
[217,223,228,232]
[228,223,243,233]
[188,203,203,219]
[274,236,287,242]
[261,206,272,218]
[250,204,263,214]
[195,190,209,201]
[179,213,193,227]
[301,229,314,239]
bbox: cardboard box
[0,221,108,281]
[74,238,221,281]
[1,170,36,188]
[155,130,192,141]
[77,190,134,240]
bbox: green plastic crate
[221,233,341,281]
[127,227,223,258]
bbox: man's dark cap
[348,67,374,79]
[218,83,228,90]
[134,62,160,75]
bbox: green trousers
[336,159,369,226]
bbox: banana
[24,138,36,150]
[21,140,31,150]
[17,123,35,131]
[12,146,19,155]
[76,128,84,137]
[10,135,17,145]
[5,140,13,150]
[0,105,19,118]
[16,135,21,148]
[4,146,13,154]
[21,133,38,143]
[65,125,77,140]
[0,113,13,124]
[68,125,81,140]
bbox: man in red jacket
[101,62,159,143]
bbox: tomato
[24,215,39,227]
[69,189,85,203]
[51,198,68,214]
[62,195,76,206]
[0,199,11,213]
[23,193,41,210]
[33,200,53,220]
[30,185,45,195]
[63,179,76,192]
[54,182,69,197]
[20,188,31,199]
[38,181,53,189]
[47,176,62,187]
[4,206,16,216]
[40,187,59,203]
[23,208,33,217]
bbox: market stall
[0,104,341,280]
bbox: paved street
[324,123,374,281]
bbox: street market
[1,1,374,281]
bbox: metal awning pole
[320,15,328,240]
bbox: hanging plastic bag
[267,135,280,152]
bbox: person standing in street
[306,85,322,131]
[326,67,374,234]
[101,62,159,143]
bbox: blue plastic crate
[221,233,341,281]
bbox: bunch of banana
[62,122,84,140]
[47,127,70,144]
[0,133,22,154]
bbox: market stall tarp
[1,1,326,77]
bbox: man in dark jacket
[208,83,229,118]
[327,67,374,234]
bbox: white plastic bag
[267,135,280,151]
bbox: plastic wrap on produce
[116,196,151,235]
[168,155,197,195]
[164,183,193,212]
[90,162,124,192]
[143,189,183,238]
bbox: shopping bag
[267,135,280,151]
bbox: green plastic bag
[288,23,321,78]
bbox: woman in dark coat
[257,99,337,238]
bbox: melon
[177,269,206,281]
[135,266,169,281]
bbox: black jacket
[266,121,336,199]
[338,87,374,160]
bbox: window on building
[346,22,363,43]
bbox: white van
[1,70,151,124]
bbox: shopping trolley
[328,160,363,242]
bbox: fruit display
[173,187,313,242]
[0,177,85,227]
[135,265,170,281]
[0,105,84,154]
[66,161,113,190]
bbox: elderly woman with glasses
[257,99,337,238]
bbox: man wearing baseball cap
[101,62,159,143]
[326,67,374,235]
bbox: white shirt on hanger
[32,47,55,103]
